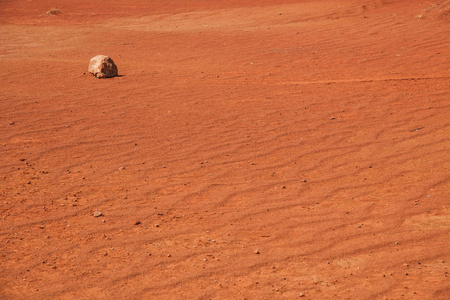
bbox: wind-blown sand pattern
[1,0,449,299]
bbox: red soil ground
[1,0,449,299]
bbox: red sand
[1,0,449,299]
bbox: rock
[46,8,61,16]
[88,55,118,78]
[94,211,103,217]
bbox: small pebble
[93,211,103,217]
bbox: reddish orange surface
[1,0,449,299]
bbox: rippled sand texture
[1,0,449,299]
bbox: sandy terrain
[1,0,449,299]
